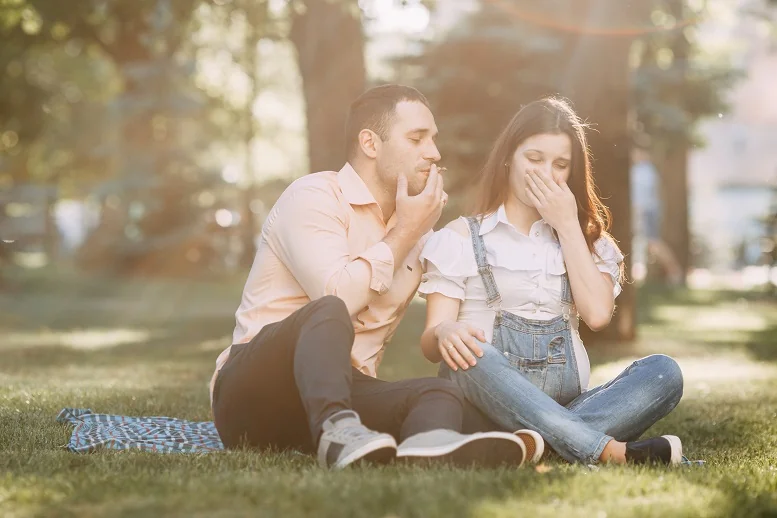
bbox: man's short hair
[345,84,430,160]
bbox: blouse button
[504,351,509,357]
[534,231,540,237]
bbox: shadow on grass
[742,327,777,362]
[0,317,233,370]
[716,479,777,518]
[637,285,777,364]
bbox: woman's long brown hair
[470,97,621,266]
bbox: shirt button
[504,351,509,357]
[535,232,540,237]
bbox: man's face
[375,101,441,196]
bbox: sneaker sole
[661,435,683,465]
[514,429,544,464]
[397,433,526,468]
[333,437,398,470]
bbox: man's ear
[358,129,379,159]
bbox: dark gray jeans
[212,295,466,453]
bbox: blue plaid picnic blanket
[56,408,224,453]
[56,408,706,466]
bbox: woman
[418,97,684,465]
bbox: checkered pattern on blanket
[56,408,224,453]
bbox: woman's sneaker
[317,410,397,470]
[513,429,544,464]
[625,435,683,465]
[396,429,527,468]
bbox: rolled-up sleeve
[266,184,395,315]
[355,241,394,295]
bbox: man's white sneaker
[396,429,526,468]
[317,410,397,470]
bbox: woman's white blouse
[418,205,624,391]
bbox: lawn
[2,267,777,517]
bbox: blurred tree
[397,0,738,340]
[754,0,777,294]
[632,0,738,284]
[290,0,366,172]
[194,0,277,268]
[74,0,222,275]
[746,0,777,38]
[397,0,650,341]
[0,0,231,276]
[0,5,118,278]
[238,0,266,268]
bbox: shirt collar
[478,204,554,238]
[337,162,378,206]
[478,205,510,235]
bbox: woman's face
[508,132,572,208]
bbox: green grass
[2,267,777,517]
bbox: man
[630,146,682,285]
[210,84,527,469]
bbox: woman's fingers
[439,344,459,371]
[463,330,484,357]
[451,335,478,366]
[525,186,542,208]
[446,338,472,369]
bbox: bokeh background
[3,2,777,516]
[2,0,776,342]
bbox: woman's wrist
[555,219,583,240]
[433,320,453,341]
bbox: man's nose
[425,141,441,163]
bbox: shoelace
[327,423,378,443]
[681,456,705,467]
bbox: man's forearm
[383,226,421,273]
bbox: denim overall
[463,216,582,406]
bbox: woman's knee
[644,354,684,400]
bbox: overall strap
[465,217,502,309]
[552,227,575,320]
[560,272,574,320]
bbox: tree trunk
[240,1,266,268]
[75,18,151,271]
[290,0,366,173]
[659,0,691,282]
[561,1,647,342]
[658,145,690,280]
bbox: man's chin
[408,186,425,196]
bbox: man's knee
[304,296,352,331]
[420,377,465,405]
[311,294,348,314]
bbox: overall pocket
[494,323,548,391]
[496,323,571,401]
